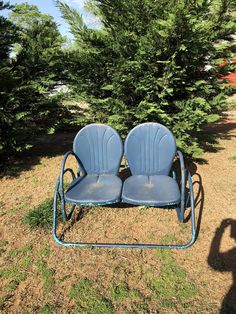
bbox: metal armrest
[176,150,186,221]
[59,151,84,220]
[186,170,196,245]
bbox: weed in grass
[38,303,57,314]
[149,242,198,309]
[36,260,55,296]
[22,198,60,229]
[69,278,114,314]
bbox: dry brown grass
[0,116,235,313]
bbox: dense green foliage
[57,0,236,156]
[0,2,70,157]
[1,0,235,157]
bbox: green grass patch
[0,240,8,255]
[38,303,57,314]
[110,283,130,301]
[7,243,32,258]
[109,282,148,313]
[110,283,141,302]
[0,240,8,248]
[149,243,198,309]
[38,244,51,258]
[0,264,20,280]
[69,278,114,314]
[229,155,236,162]
[22,198,57,229]
[36,260,55,296]
[0,243,32,291]
[0,296,7,310]
[2,280,19,293]
[0,264,28,282]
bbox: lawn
[0,116,235,313]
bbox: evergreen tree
[0,2,68,157]
[57,0,236,156]
[0,1,19,155]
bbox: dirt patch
[0,116,235,313]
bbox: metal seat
[65,174,122,205]
[122,175,180,206]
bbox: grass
[35,245,54,296]
[229,155,236,163]
[38,303,57,314]
[22,198,55,229]
[110,283,141,302]
[38,243,51,258]
[36,260,55,296]
[0,243,33,298]
[2,280,19,293]
[0,240,8,255]
[69,278,114,314]
[148,238,198,309]
[7,243,32,258]
[0,265,23,280]
[110,283,148,313]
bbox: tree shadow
[1,118,235,179]
[199,120,236,155]
[0,129,79,179]
[208,219,236,313]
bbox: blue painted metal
[65,174,122,205]
[52,170,196,248]
[59,151,82,221]
[73,124,123,175]
[175,150,186,223]
[124,123,176,176]
[122,174,180,206]
[59,124,124,215]
[52,123,197,249]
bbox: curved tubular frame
[52,170,196,249]
[59,151,83,221]
[175,150,186,222]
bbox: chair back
[73,124,123,175]
[124,123,176,176]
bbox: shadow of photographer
[208,219,236,313]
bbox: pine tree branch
[54,0,87,38]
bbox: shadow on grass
[208,219,236,313]
[198,120,236,156]
[0,128,79,179]
[1,118,235,179]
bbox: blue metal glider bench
[53,123,196,249]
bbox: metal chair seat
[122,175,180,206]
[65,174,122,205]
